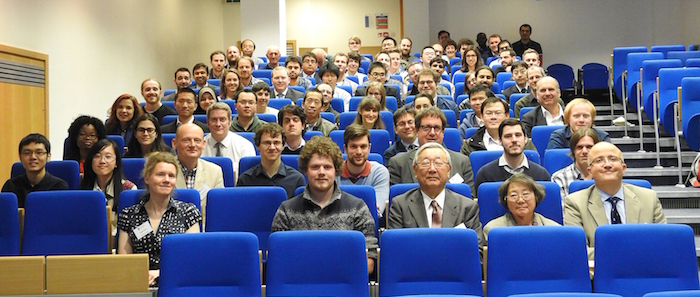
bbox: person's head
[536,76,561,108]
[210,50,226,73]
[237,56,254,79]
[266,46,281,65]
[429,57,445,76]
[432,44,444,57]
[587,142,627,187]
[444,39,457,58]
[85,139,122,184]
[206,102,232,141]
[415,107,447,145]
[564,98,596,132]
[375,52,391,69]
[400,38,413,56]
[519,24,532,40]
[482,97,509,131]
[197,86,218,113]
[461,46,483,71]
[316,83,334,107]
[220,69,242,98]
[498,118,526,157]
[498,40,512,53]
[368,62,388,83]
[302,89,323,120]
[241,39,256,57]
[527,66,545,90]
[132,114,162,149]
[140,79,162,104]
[302,52,318,74]
[476,33,487,46]
[255,123,285,163]
[192,63,209,87]
[468,85,495,117]
[414,93,435,113]
[298,136,343,193]
[458,38,475,56]
[348,36,362,52]
[355,97,384,129]
[366,81,387,109]
[278,105,306,140]
[173,123,205,162]
[285,56,302,79]
[142,151,179,196]
[475,66,495,88]
[488,34,502,53]
[18,133,51,174]
[438,30,450,46]
[252,81,271,112]
[318,62,340,86]
[407,62,424,83]
[172,67,192,89]
[226,45,240,65]
[511,61,529,87]
[465,72,477,91]
[344,124,371,167]
[311,48,327,67]
[417,69,440,97]
[499,49,516,68]
[382,37,397,51]
[569,127,600,170]
[347,52,362,74]
[413,142,452,191]
[421,46,436,65]
[523,49,540,67]
[333,52,350,74]
[107,94,143,130]
[498,173,545,219]
[174,88,197,119]
[393,107,417,143]
[388,49,402,70]
[234,89,257,119]
[67,115,107,158]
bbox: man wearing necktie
[564,142,666,260]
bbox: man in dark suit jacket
[160,88,209,133]
[269,66,304,101]
[384,107,418,163]
[521,76,565,136]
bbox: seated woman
[79,139,137,234]
[354,97,385,130]
[105,94,143,141]
[365,81,390,111]
[117,151,201,286]
[123,114,174,158]
[65,115,108,175]
[252,81,279,118]
[220,69,242,100]
[483,173,560,238]
[194,86,217,114]
[547,98,611,149]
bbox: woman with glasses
[105,94,144,141]
[65,115,108,175]
[455,46,484,76]
[123,114,174,158]
[483,173,560,239]
[365,81,389,111]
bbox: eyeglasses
[483,110,505,117]
[417,159,447,169]
[419,125,443,133]
[21,150,47,157]
[260,141,283,148]
[370,72,386,78]
[507,191,533,201]
[79,133,97,139]
[137,127,156,134]
[590,156,623,166]
[93,154,116,162]
[397,120,415,128]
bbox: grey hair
[206,101,232,119]
[412,142,452,166]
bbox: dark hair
[192,63,208,74]
[393,107,416,125]
[498,118,525,139]
[347,52,362,63]
[344,124,371,147]
[65,115,107,161]
[382,37,397,46]
[278,105,307,126]
[176,87,197,101]
[414,93,435,106]
[457,38,474,49]
[241,39,256,50]
[429,57,445,67]
[301,52,317,63]
[445,39,457,49]
[285,55,302,67]
[481,97,509,115]
[354,97,386,130]
[460,45,483,73]
[79,139,125,212]
[234,89,258,103]
[421,46,435,56]
[521,24,532,33]
[252,81,271,93]
[512,60,528,71]
[468,85,494,98]
[438,30,450,38]
[254,123,286,147]
[415,106,447,130]
[124,114,171,158]
[19,133,51,154]
[476,66,495,79]
[174,67,190,78]
[105,94,143,135]
[220,69,242,98]
[368,62,387,75]
[569,127,600,158]
[498,173,545,208]
[318,62,340,78]
[210,50,225,61]
[303,88,323,104]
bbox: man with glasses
[384,107,418,163]
[202,102,255,183]
[407,63,450,97]
[302,88,337,137]
[458,86,493,137]
[354,62,401,99]
[2,133,68,207]
[502,61,530,101]
[461,97,537,156]
[229,90,264,133]
[405,69,459,117]
[513,66,564,119]
[388,107,476,198]
[564,142,666,260]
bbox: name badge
[449,173,464,184]
[133,221,153,240]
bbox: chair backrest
[238,155,300,176]
[339,185,378,237]
[236,132,258,154]
[581,63,610,90]
[568,179,652,194]
[520,106,535,119]
[266,231,370,297]
[509,93,528,111]
[443,128,461,152]
[667,51,700,65]
[22,191,108,255]
[496,72,513,89]
[612,46,647,99]
[452,72,466,84]
[442,109,457,129]
[158,232,261,297]
[477,181,563,227]
[470,150,540,179]
[106,135,125,155]
[0,193,19,256]
[686,58,700,68]
[257,113,276,123]
[626,52,665,110]
[457,95,470,108]
[207,79,220,87]
[641,59,682,115]
[502,80,516,92]
[657,67,700,136]
[530,125,565,158]
[11,160,81,190]
[594,224,700,297]
[454,82,465,100]
[252,69,272,80]
[547,64,575,89]
[681,77,700,151]
[464,127,479,140]
[162,133,176,148]
[120,158,146,188]
[542,149,574,175]
[379,229,482,297]
[200,157,235,187]
[302,130,324,141]
[162,115,207,125]
[486,226,591,297]
[491,82,501,94]
[650,44,687,57]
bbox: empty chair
[650,44,687,57]
[266,230,370,297]
[486,226,591,297]
[657,68,700,136]
[464,127,479,140]
[0,193,19,256]
[502,80,516,93]
[612,46,647,99]
[681,77,700,151]
[200,157,235,187]
[640,59,683,121]
[496,72,513,91]
[531,125,565,159]
[643,291,700,297]
[106,135,125,155]
[252,69,272,80]
[158,232,261,297]
[379,229,482,297]
[477,181,563,227]
[443,128,461,152]
[626,52,664,111]
[686,58,700,68]
[121,158,146,188]
[512,294,622,297]
[11,160,81,190]
[268,98,292,109]
[519,106,534,119]
[302,130,324,141]
[509,93,528,112]
[567,179,651,194]
[667,51,700,65]
[547,64,576,91]
[543,149,574,175]
[257,113,276,123]
[594,224,700,297]
[22,191,108,255]
[161,133,176,149]
[581,63,610,92]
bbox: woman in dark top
[117,152,201,286]
[123,114,173,158]
[105,94,143,141]
[194,86,218,114]
[65,115,107,175]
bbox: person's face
[19,142,50,174]
[334,56,348,73]
[348,39,361,52]
[255,89,270,111]
[145,162,177,197]
[305,154,336,193]
[303,92,323,119]
[413,147,451,190]
[416,115,444,145]
[512,66,528,86]
[421,49,436,65]
[235,92,256,118]
[574,136,595,169]
[408,64,423,83]
[536,78,560,107]
[382,39,396,51]
[321,72,338,86]
[476,69,494,87]
[465,50,478,67]
[141,80,161,104]
[433,44,444,57]
[389,52,401,70]
[489,37,501,52]
[175,93,196,118]
[224,72,240,95]
[237,59,253,79]
[520,25,532,39]
[430,61,445,75]
[286,61,301,79]
[116,98,135,123]
[445,45,456,58]
[569,105,594,132]
[227,46,240,63]
[271,70,290,92]
[258,133,283,163]
[193,67,208,86]
[527,68,543,90]
[500,125,525,157]
[466,73,476,90]
[500,52,513,67]
[91,145,117,178]
[482,102,508,130]
[367,87,382,101]
[524,53,540,67]
[136,120,157,146]
[418,74,437,96]
[266,48,280,64]
[241,40,255,57]
[506,182,536,220]
[174,71,191,89]
[394,113,416,142]
[207,109,231,139]
[469,91,488,116]
[282,113,303,138]
[438,32,450,45]
[347,58,359,73]
[376,54,391,68]
[317,84,333,102]
[369,67,387,83]
[587,143,627,184]
[211,53,226,72]
[302,57,317,74]
[360,107,379,126]
[400,39,412,56]
[414,97,432,113]
[77,125,98,151]
[498,42,511,53]
[173,125,204,160]
[459,44,469,56]
[345,136,370,167]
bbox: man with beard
[226,45,240,69]
[192,63,209,89]
[208,50,226,79]
[285,56,313,90]
[162,68,192,101]
[399,37,413,69]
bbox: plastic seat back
[200,157,235,187]
[581,63,609,90]
[650,44,687,57]
[11,160,81,190]
[641,59,682,115]
[626,52,664,110]
[612,46,648,99]
[443,128,461,152]
[542,149,574,175]
[667,51,700,65]
[681,77,700,151]
[547,64,575,89]
[0,193,19,256]
[568,179,651,194]
[531,125,565,159]
[657,68,700,135]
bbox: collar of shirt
[302,182,342,209]
[420,188,446,228]
[498,154,530,174]
[517,85,528,93]
[137,194,177,214]
[542,104,565,126]
[475,115,485,127]
[275,89,288,98]
[176,116,195,126]
[340,160,372,182]
[180,161,198,176]
[483,131,504,151]
[253,162,287,178]
[597,185,626,224]
[401,139,419,151]
[284,138,305,151]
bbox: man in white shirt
[521,76,565,136]
[202,102,256,183]
[333,52,359,93]
[270,66,304,101]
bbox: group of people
[2,26,667,284]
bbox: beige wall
[222,1,242,49]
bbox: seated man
[2,133,68,208]
[420,46,436,69]
[552,127,600,202]
[162,68,192,101]
[404,69,459,117]
[240,39,265,68]
[338,124,390,216]
[474,118,550,189]
[429,57,455,96]
[513,66,564,118]
[300,52,319,82]
[261,46,281,69]
[461,97,536,156]
[271,136,378,274]
[302,88,337,136]
[547,98,611,149]
[141,79,176,125]
[387,49,407,80]
[202,102,256,182]
[285,56,313,90]
[355,62,401,100]
[521,76,566,136]
[522,49,541,68]
[278,105,307,154]
[237,123,306,198]
[493,48,515,75]
[502,61,530,100]
[237,57,263,88]
[318,62,352,112]
[161,88,208,133]
[230,90,264,133]
[487,39,512,68]
[458,85,494,137]
[333,52,359,94]
[384,107,418,163]
[270,66,304,101]
[388,107,476,198]
[208,50,226,79]
[564,142,666,260]
[407,62,450,97]
[192,63,210,89]
[317,83,341,123]
[225,45,240,70]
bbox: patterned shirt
[180,164,197,189]
[551,163,583,205]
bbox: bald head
[266,46,281,66]
[587,142,624,167]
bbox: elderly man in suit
[521,76,565,136]
[564,142,666,260]
[388,142,486,245]
[270,66,304,101]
